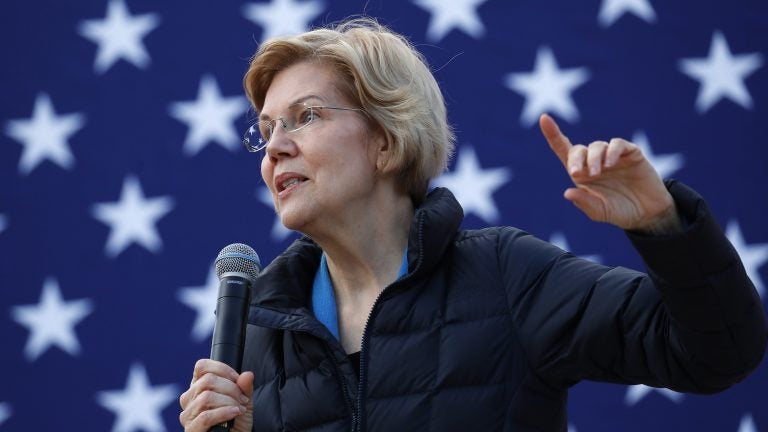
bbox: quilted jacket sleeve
[500,180,767,392]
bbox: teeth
[281,178,301,190]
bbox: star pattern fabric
[631,131,685,179]
[738,414,758,432]
[432,146,511,224]
[177,268,219,341]
[96,364,177,432]
[78,0,160,74]
[625,384,684,406]
[2,1,767,431]
[10,278,93,361]
[598,0,657,27]
[91,176,175,258]
[168,75,249,156]
[505,47,590,126]
[412,0,489,42]
[679,31,764,113]
[4,93,86,175]
[242,0,324,42]
[725,220,768,298]
[0,404,10,427]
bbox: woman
[179,18,766,431]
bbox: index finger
[539,113,572,168]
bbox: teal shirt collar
[312,248,409,341]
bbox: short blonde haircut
[243,18,455,204]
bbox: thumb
[237,371,254,395]
[564,187,605,222]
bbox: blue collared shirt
[311,249,409,340]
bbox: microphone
[209,243,261,432]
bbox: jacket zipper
[355,215,425,432]
[322,343,357,431]
[355,288,384,432]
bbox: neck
[310,186,413,301]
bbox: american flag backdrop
[1,0,766,430]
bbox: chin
[278,209,309,233]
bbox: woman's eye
[299,108,315,125]
[258,123,271,139]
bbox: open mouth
[277,176,308,193]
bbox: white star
[412,0,489,42]
[505,47,590,126]
[726,220,768,298]
[178,268,219,341]
[738,413,758,432]
[4,93,86,175]
[625,384,684,406]
[549,232,602,263]
[10,278,93,361]
[242,0,324,42]
[598,0,657,27]
[432,146,511,223]
[78,0,160,74]
[631,131,684,179]
[91,176,174,258]
[679,31,763,113]
[0,402,11,426]
[97,363,178,432]
[168,75,249,156]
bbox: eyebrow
[259,94,326,120]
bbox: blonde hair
[243,18,455,204]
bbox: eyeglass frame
[242,103,369,153]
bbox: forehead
[261,61,342,116]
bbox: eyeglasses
[242,103,368,153]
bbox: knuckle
[198,390,217,409]
[193,359,208,377]
[610,137,628,147]
[197,373,214,389]
[570,144,587,156]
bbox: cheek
[260,157,275,193]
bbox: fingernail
[240,395,250,404]
[239,405,247,414]
[569,165,578,175]
[589,166,599,176]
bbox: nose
[264,123,298,160]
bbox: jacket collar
[249,187,464,325]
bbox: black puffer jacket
[242,181,766,431]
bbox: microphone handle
[208,275,252,431]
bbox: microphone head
[215,243,261,282]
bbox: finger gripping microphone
[209,243,261,432]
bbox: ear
[372,131,393,173]
[368,131,390,172]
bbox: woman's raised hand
[539,113,682,234]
